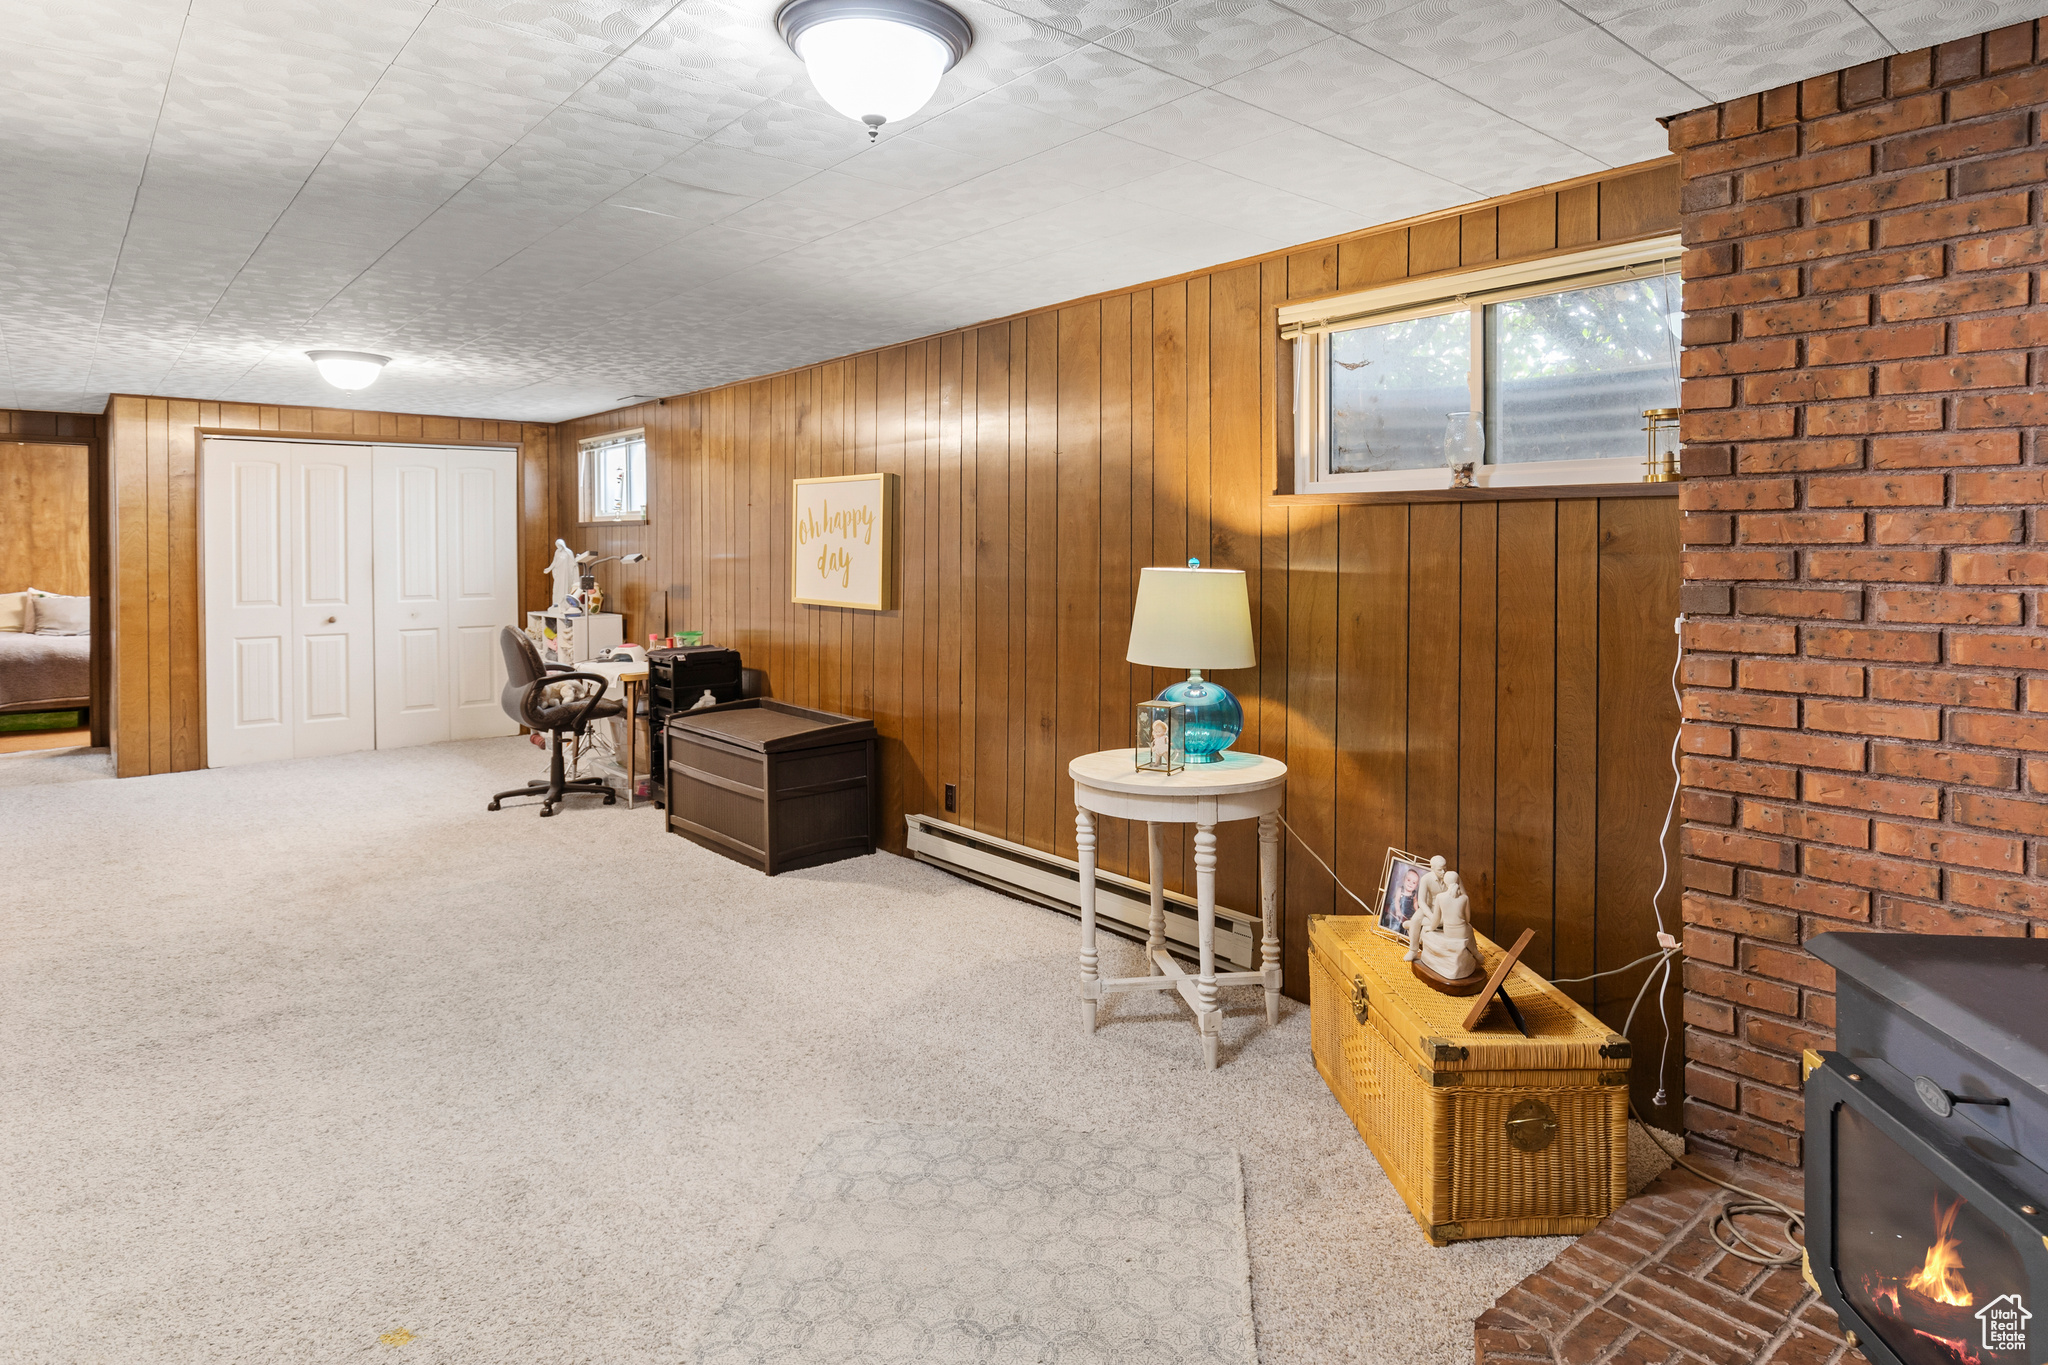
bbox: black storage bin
[646,646,743,802]
[666,700,877,875]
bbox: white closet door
[443,447,519,740]
[290,446,376,757]
[203,442,294,767]
[373,445,519,748]
[374,448,453,749]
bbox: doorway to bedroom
[0,434,105,757]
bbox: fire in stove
[1864,1198,1984,1365]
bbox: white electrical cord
[1273,611,1804,1265]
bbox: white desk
[579,659,648,808]
[1069,748,1287,1069]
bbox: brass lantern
[1643,407,1680,483]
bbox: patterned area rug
[693,1123,1257,1365]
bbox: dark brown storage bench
[665,701,877,874]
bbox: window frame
[1282,235,1683,496]
[577,428,648,525]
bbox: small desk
[579,660,649,808]
[1069,749,1287,1069]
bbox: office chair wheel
[487,799,501,811]
[540,803,556,817]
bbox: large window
[1284,238,1682,493]
[578,429,647,523]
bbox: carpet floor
[0,738,1665,1364]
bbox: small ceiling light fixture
[307,350,391,391]
[776,0,972,141]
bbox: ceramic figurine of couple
[1402,855,1481,990]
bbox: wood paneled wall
[559,159,1687,1121]
[1,441,91,596]
[0,408,108,743]
[104,398,555,778]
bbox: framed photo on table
[791,472,897,610]
[1375,847,1432,939]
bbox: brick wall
[1670,20,2048,1169]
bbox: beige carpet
[0,738,1669,1363]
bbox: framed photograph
[791,472,897,611]
[1375,847,1432,939]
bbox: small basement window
[1282,236,1682,493]
[578,429,647,523]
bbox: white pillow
[27,589,88,636]
[0,592,26,632]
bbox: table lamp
[1126,559,1255,764]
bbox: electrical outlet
[943,783,957,813]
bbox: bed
[0,630,89,714]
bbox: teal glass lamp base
[1155,670,1242,764]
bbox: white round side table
[1068,748,1288,1069]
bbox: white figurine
[1402,855,1449,957]
[1150,718,1169,763]
[1413,872,1478,983]
[547,539,581,611]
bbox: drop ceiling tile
[814,130,989,194]
[706,94,876,168]
[1096,0,1333,85]
[618,0,815,103]
[718,171,926,241]
[1212,34,1431,126]
[1115,160,1361,240]
[1603,0,1895,103]
[510,107,706,175]
[567,58,768,140]
[0,46,164,167]
[440,0,677,53]
[393,8,617,103]
[6,0,188,67]
[938,0,1096,92]
[186,0,434,58]
[1105,87,1298,157]
[338,65,561,178]
[1349,0,1594,77]
[1202,125,1469,218]
[607,175,759,227]
[1310,81,1600,196]
[1439,25,1704,160]
[650,143,820,199]
[973,43,1200,127]
[1854,0,2038,51]
[896,97,1095,161]
[979,0,1179,41]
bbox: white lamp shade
[1126,567,1255,670]
[795,16,949,126]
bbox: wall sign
[791,472,897,610]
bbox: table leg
[1259,812,1280,1025]
[1145,822,1165,975]
[625,679,639,810]
[1195,821,1218,1070]
[1077,806,1099,1034]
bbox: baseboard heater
[904,814,1258,971]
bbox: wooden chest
[666,701,877,875]
[1307,914,1631,1246]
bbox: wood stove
[1805,933,2048,1365]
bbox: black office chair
[488,626,622,817]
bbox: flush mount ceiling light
[306,350,390,391]
[776,0,972,141]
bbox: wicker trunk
[1307,914,1632,1246]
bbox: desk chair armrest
[536,670,612,730]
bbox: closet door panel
[291,447,375,758]
[374,449,452,749]
[203,443,293,767]
[445,449,519,740]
